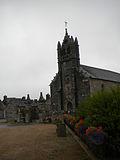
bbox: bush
[76,85,120,155]
[88,130,108,145]
[78,124,88,135]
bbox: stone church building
[50,29,120,112]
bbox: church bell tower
[57,27,80,112]
[57,28,80,72]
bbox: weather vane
[65,21,68,29]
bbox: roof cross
[65,21,68,29]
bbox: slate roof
[80,64,120,83]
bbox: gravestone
[56,123,66,137]
[17,114,20,122]
[38,113,43,122]
[25,113,30,123]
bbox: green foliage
[76,85,120,143]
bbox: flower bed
[64,114,119,160]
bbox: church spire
[65,21,68,36]
[57,26,80,73]
[75,37,78,45]
[65,28,68,36]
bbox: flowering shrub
[74,119,88,135]
[78,124,88,135]
[88,130,108,145]
[86,127,97,135]
[74,123,79,135]
[75,123,79,128]
[64,115,89,136]
[64,108,120,159]
[64,115,107,145]
[77,85,120,147]
[64,114,77,128]
[74,128,79,134]
[97,126,102,131]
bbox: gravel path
[0,124,90,160]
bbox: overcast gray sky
[0,0,120,100]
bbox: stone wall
[0,101,6,119]
[77,71,90,102]
[62,67,76,112]
[89,78,120,95]
[6,103,17,122]
[50,73,61,110]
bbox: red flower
[98,126,102,129]
[97,126,102,131]
[86,130,88,135]
[75,123,78,128]
[75,128,79,134]
[79,119,83,122]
